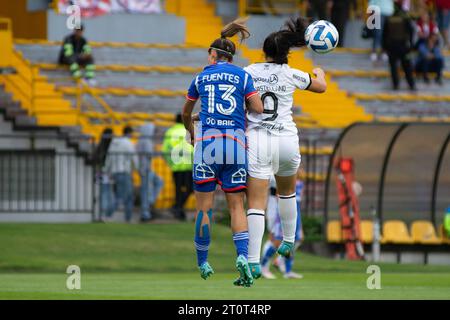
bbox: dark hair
[263,17,308,65]
[123,126,133,136]
[175,113,183,124]
[95,128,113,166]
[209,18,250,62]
[75,23,84,31]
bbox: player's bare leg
[246,176,270,279]
[194,191,215,280]
[275,174,297,258]
[227,191,253,287]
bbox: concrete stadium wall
[0,114,93,223]
[47,10,186,44]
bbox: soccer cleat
[261,266,277,280]
[249,263,262,280]
[199,262,214,280]
[277,241,295,258]
[235,255,254,287]
[283,271,304,279]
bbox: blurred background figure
[305,0,332,20]
[368,0,394,63]
[382,2,416,90]
[330,0,356,47]
[105,126,138,223]
[95,128,114,221]
[436,0,450,48]
[162,114,194,221]
[58,24,96,84]
[444,207,450,238]
[416,33,445,84]
[415,9,440,48]
[261,170,304,280]
[137,123,163,222]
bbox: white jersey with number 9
[244,63,311,136]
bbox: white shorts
[247,129,301,180]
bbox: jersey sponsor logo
[253,74,279,85]
[293,73,307,83]
[195,164,215,179]
[256,122,285,131]
[231,168,247,184]
[205,117,235,126]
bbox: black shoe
[435,77,443,85]
[423,76,430,84]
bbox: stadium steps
[0,84,94,158]
[166,0,223,47]
[309,50,450,121]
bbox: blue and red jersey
[187,61,257,138]
[187,61,257,193]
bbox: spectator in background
[137,123,163,222]
[306,0,332,20]
[382,2,417,90]
[95,128,114,221]
[330,0,356,47]
[444,206,450,238]
[105,126,138,223]
[416,10,440,47]
[58,24,96,84]
[416,33,445,84]
[369,0,394,62]
[162,114,194,221]
[436,0,450,48]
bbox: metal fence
[0,133,333,221]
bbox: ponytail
[209,18,250,62]
[263,17,308,64]
[220,17,250,41]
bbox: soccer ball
[305,20,339,54]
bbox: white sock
[278,194,297,243]
[247,209,265,264]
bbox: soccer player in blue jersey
[261,171,304,279]
[181,18,264,287]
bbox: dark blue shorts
[193,135,247,193]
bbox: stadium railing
[0,133,334,218]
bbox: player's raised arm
[308,68,327,93]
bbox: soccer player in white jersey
[243,17,327,279]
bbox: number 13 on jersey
[205,84,237,115]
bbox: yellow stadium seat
[360,220,373,244]
[382,220,414,244]
[410,221,442,244]
[327,220,342,243]
[438,225,450,245]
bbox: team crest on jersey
[195,164,215,179]
[231,168,247,184]
[269,74,278,84]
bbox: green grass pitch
[0,223,449,300]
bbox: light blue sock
[261,242,277,267]
[285,256,294,273]
[194,210,211,266]
[233,231,249,259]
